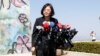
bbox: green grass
[67,42,100,54]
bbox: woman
[32,3,58,56]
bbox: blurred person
[90,31,96,41]
[32,3,58,56]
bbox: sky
[30,0,100,41]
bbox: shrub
[66,42,100,54]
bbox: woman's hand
[31,47,35,52]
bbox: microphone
[49,21,55,32]
[42,21,50,30]
[36,26,44,30]
[36,25,44,35]
[57,22,63,29]
[50,21,59,32]
[50,21,55,28]
[57,22,63,31]
[63,24,71,30]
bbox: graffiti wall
[0,0,31,55]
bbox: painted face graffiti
[18,13,31,28]
[18,13,28,23]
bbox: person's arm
[33,19,39,33]
[32,19,39,47]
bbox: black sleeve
[33,19,39,33]
[32,19,39,47]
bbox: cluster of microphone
[34,21,78,49]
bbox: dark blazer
[32,17,58,47]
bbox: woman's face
[43,6,51,17]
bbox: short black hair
[41,3,55,17]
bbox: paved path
[0,51,100,56]
[32,51,100,56]
[61,51,100,56]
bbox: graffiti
[12,0,27,8]
[18,13,31,29]
[7,35,31,54]
[0,0,11,9]
[0,0,30,54]
[0,0,27,9]
[18,13,28,26]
